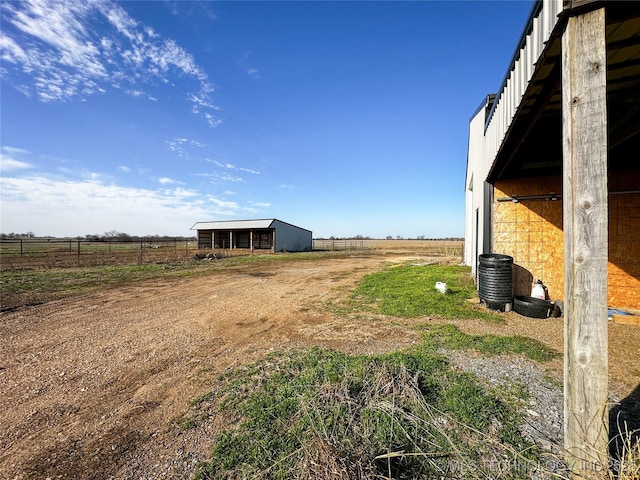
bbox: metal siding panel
[272,220,312,252]
[484,0,563,177]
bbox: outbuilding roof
[191,218,311,232]
[191,219,276,230]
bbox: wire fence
[312,239,369,251]
[0,238,201,269]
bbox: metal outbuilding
[191,219,312,252]
[464,1,640,474]
[464,0,640,311]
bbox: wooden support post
[562,7,609,478]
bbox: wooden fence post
[562,7,609,478]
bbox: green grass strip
[418,323,560,363]
[351,264,503,322]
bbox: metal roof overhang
[487,1,640,183]
[191,219,275,230]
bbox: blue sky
[1,0,532,239]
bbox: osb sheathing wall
[609,171,640,310]
[493,173,640,310]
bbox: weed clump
[194,346,548,480]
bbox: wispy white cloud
[0,146,34,172]
[188,92,216,110]
[249,201,271,208]
[238,50,260,79]
[207,158,260,175]
[166,1,217,21]
[197,172,244,183]
[167,137,206,159]
[209,159,233,169]
[0,32,30,65]
[1,145,30,156]
[0,0,220,125]
[0,174,248,236]
[246,67,260,79]
[124,88,156,101]
[204,113,222,129]
[117,165,131,172]
[158,177,180,185]
[205,195,238,210]
[0,154,33,172]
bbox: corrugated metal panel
[483,0,565,170]
[271,220,313,252]
[191,219,275,230]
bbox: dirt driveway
[1,253,638,479]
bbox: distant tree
[396,235,403,240]
[103,230,132,241]
[2,232,36,238]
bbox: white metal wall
[272,220,312,252]
[465,0,563,273]
[465,102,493,274]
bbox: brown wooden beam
[562,7,609,478]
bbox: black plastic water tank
[478,254,513,311]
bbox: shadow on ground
[610,383,640,473]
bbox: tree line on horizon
[0,231,195,241]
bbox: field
[1,242,638,479]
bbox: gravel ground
[446,349,564,454]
